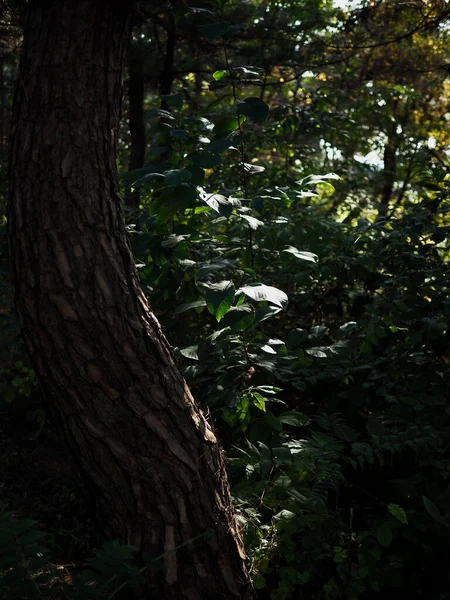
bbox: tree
[7,1,251,598]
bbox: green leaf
[187,7,216,16]
[253,305,282,326]
[422,496,441,520]
[208,138,237,154]
[238,283,288,308]
[200,192,231,214]
[161,93,183,108]
[336,321,357,340]
[260,344,276,354]
[388,504,408,525]
[250,391,266,412]
[196,260,233,281]
[205,280,235,322]
[180,346,199,361]
[164,169,192,186]
[376,523,393,547]
[236,395,250,422]
[306,347,327,358]
[244,163,265,174]
[214,116,241,136]
[300,173,341,185]
[221,305,255,331]
[146,108,175,120]
[213,69,230,81]
[232,66,265,77]
[175,300,206,314]
[254,386,282,395]
[161,234,190,249]
[283,246,318,263]
[187,150,221,169]
[239,214,264,230]
[253,573,266,590]
[236,97,269,122]
[186,165,205,186]
[135,172,165,185]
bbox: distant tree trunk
[8,2,251,599]
[160,3,177,109]
[126,42,146,207]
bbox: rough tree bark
[7,1,251,598]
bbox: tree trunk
[160,3,176,108]
[7,2,251,598]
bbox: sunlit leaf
[283,246,318,263]
[213,69,230,81]
[388,504,408,525]
[239,214,264,230]
[238,283,288,308]
[180,346,199,361]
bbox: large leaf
[376,523,393,547]
[213,69,230,81]
[283,246,318,263]
[205,280,235,322]
[161,234,190,249]
[208,138,238,154]
[239,214,264,230]
[188,150,221,169]
[238,284,288,308]
[221,305,255,331]
[175,300,206,314]
[422,496,441,520]
[253,305,282,326]
[161,93,183,109]
[214,116,241,137]
[244,163,265,174]
[388,504,408,525]
[145,108,175,120]
[196,260,234,281]
[236,97,269,122]
[164,169,192,187]
[200,192,231,214]
[180,346,199,361]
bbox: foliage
[1,0,450,599]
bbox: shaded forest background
[1,0,450,598]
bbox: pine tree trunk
[8,2,251,598]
